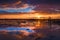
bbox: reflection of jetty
[0,13,60,19]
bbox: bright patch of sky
[0,6,35,12]
[6,7,33,12]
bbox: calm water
[0,19,60,40]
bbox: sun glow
[37,16,41,18]
[34,13,43,19]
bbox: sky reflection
[0,27,34,33]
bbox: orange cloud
[19,4,29,9]
[13,1,21,6]
[0,3,34,10]
[0,1,22,8]
[0,1,30,8]
[0,4,9,8]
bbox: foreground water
[0,24,60,40]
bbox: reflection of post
[36,19,40,28]
[36,16,41,28]
[17,20,20,26]
[48,17,51,29]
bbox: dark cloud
[0,0,60,4]
[21,0,60,4]
[0,0,60,6]
[0,0,20,4]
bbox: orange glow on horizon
[0,12,60,19]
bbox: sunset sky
[0,0,60,12]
